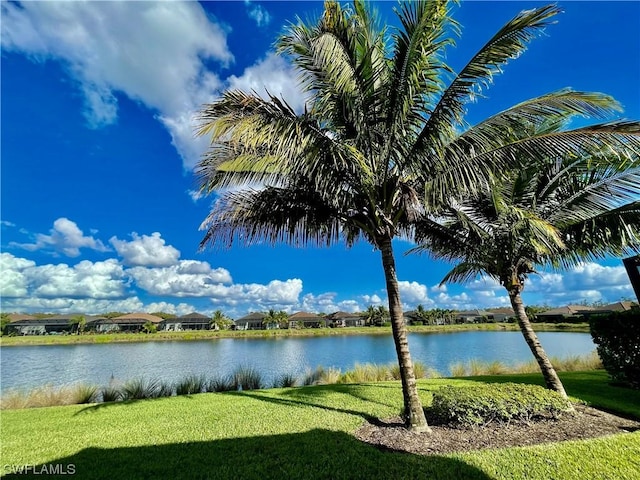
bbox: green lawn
[0,322,589,347]
[1,371,638,479]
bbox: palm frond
[415,3,561,156]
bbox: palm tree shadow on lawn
[6,429,491,480]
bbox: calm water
[0,331,596,392]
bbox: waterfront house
[326,311,365,327]
[109,313,164,332]
[160,312,212,331]
[454,310,493,324]
[535,305,598,323]
[7,315,77,335]
[288,311,326,329]
[235,312,267,330]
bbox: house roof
[596,301,638,312]
[326,311,361,319]
[456,310,492,317]
[487,308,516,315]
[235,312,267,322]
[113,313,163,323]
[288,311,324,321]
[537,305,597,316]
[178,312,210,321]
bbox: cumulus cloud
[245,1,271,27]
[0,253,35,297]
[227,52,307,114]
[1,1,231,169]
[110,232,180,267]
[0,253,128,300]
[10,218,109,257]
[300,292,361,314]
[526,262,634,305]
[397,281,432,306]
[128,260,233,297]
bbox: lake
[0,331,596,392]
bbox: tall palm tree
[411,138,640,397]
[196,0,640,430]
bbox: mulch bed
[355,405,640,456]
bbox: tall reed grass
[448,351,602,377]
[1,352,602,410]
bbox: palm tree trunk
[378,235,430,432]
[507,288,569,399]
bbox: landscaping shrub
[121,378,162,400]
[232,366,263,390]
[100,385,122,402]
[590,310,640,389]
[206,377,236,392]
[175,375,206,395]
[429,383,573,427]
[74,384,98,404]
[272,373,298,388]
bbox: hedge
[589,310,640,389]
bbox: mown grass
[1,371,638,479]
[0,322,590,346]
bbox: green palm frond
[415,3,561,156]
[441,261,493,285]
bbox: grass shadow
[2,429,492,480]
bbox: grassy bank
[1,371,638,479]
[0,322,589,347]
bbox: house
[85,316,117,333]
[535,305,598,322]
[454,310,493,324]
[403,310,423,325]
[326,311,365,328]
[486,308,516,322]
[108,313,164,332]
[6,314,78,335]
[234,312,267,330]
[160,312,212,331]
[288,311,326,329]
[594,301,638,313]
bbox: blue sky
[1,1,639,317]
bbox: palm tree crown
[411,126,640,396]
[196,0,640,428]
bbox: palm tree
[263,309,289,329]
[196,0,640,430]
[211,310,233,330]
[411,141,640,397]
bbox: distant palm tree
[411,137,640,397]
[211,310,233,330]
[263,309,289,329]
[196,0,640,429]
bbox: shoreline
[0,322,590,347]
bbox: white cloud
[0,253,128,300]
[526,262,634,305]
[361,294,384,306]
[1,1,231,169]
[397,281,432,306]
[1,220,16,227]
[245,1,271,27]
[0,253,35,297]
[300,292,361,314]
[227,52,307,114]
[128,260,233,297]
[10,218,109,257]
[110,232,180,267]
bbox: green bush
[590,310,640,389]
[429,383,573,427]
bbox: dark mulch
[355,405,640,456]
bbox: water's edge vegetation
[1,353,602,410]
[0,322,589,347]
